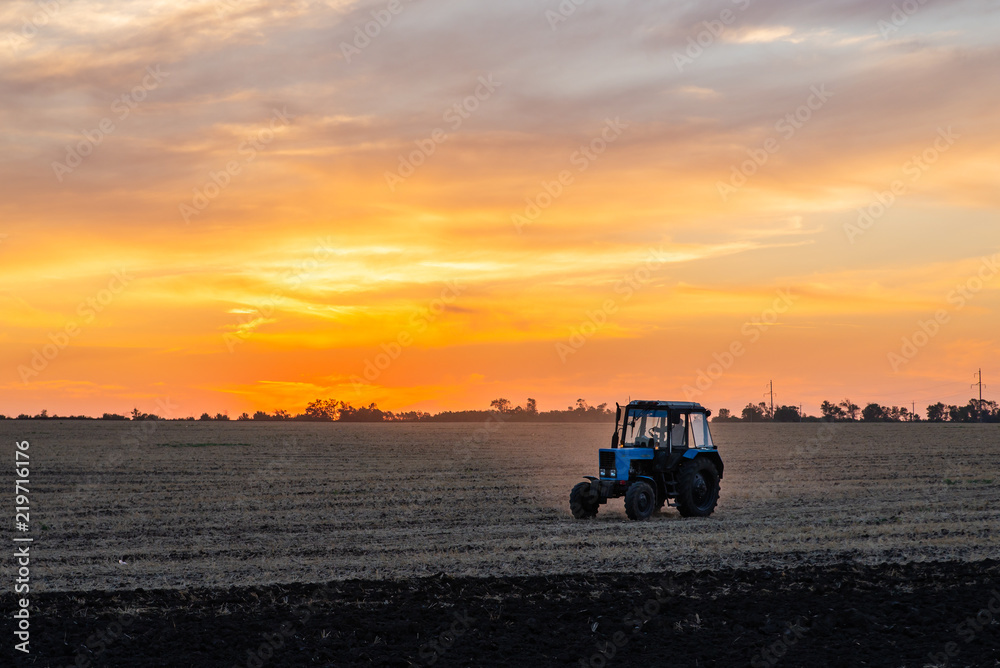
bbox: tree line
[713,398,1000,423]
[0,398,616,423]
[6,397,995,424]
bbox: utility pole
[911,401,915,422]
[973,369,984,421]
[769,380,774,420]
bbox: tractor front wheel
[624,481,656,521]
[676,458,720,517]
[570,481,600,519]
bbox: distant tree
[970,398,999,422]
[926,402,946,422]
[839,398,860,421]
[948,404,972,423]
[215,413,230,421]
[820,400,845,421]
[273,409,290,420]
[980,400,1000,422]
[887,406,907,422]
[101,413,127,420]
[741,403,765,422]
[490,398,512,414]
[862,403,888,422]
[773,405,801,422]
[237,412,251,421]
[339,402,385,422]
[252,411,271,421]
[304,399,339,421]
[525,398,538,415]
[713,408,740,422]
[199,413,212,421]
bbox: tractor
[570,400,723,520]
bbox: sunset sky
[2,0,998,418]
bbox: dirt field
[2,420,999,666]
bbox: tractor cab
[613,401,714,452]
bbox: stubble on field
[5,421,997,592]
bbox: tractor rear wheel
[624,481,656,521]
[570,481,600,519]
[676,458,720,517]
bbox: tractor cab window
[688,412,714,448]
[623,409,669,447]
[670,415,687,449]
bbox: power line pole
[911,401,915,422]
[769,380,774,420]
[973,368,984,422]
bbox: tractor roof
[626,400,707,412]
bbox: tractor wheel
[570,481,600,519]
[676,458,720,518]
[624,481,656,521]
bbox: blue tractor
[570,401,723,520]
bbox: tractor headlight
[600,469,606,477]
[610,469,617,477]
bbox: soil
[7,559,999,667]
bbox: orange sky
[2,0,998,418]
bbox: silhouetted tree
[742,403,765,422]
[862,403,888,422]
[820,400,845,421]
[773,405,801,422]
[490,398,512,414]
[839,398,860,421]
[304,399,339,421]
